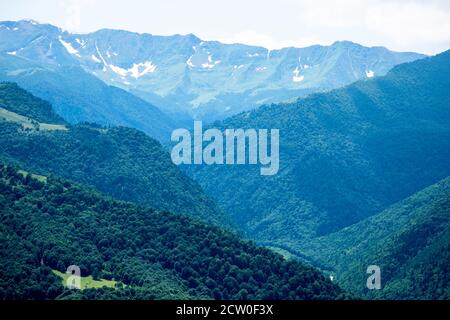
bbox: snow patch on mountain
[129,61,157,78]
[292,67,304,82]
[366,70,375,78]
[76,38,86,47]
[95,45,108,65]
[186,56,195,68]
[202,55,221,69]
[109,61,157,78]
[109,64,128,77]
[58,37,80,57]
[187,54,220,69]
[24,19,39,25]
[91,54,101,63]
[202,62,215,69]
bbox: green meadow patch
[0,107,68,131]
[52,270,119,290]
[17,169,47,183]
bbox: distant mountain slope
[0,52,176,142]
[298,177,450,300]
[0,164,346,300]
[0,83,225,225]
[189,51,450,245]
[0,20,425,122]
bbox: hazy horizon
[1,0,449,55]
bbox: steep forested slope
[0,83,225,225]
[190,50,450,245]
[0,82,65,124]
[0,164,346,300]
[298,177,450,300]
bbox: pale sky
[1,0,449,54]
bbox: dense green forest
[298,177,450,300]
[0,82,66,125]
[0,82,227,225]
[0,164,346,300]
[189,51,450,246]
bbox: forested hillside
[298,177,450,300]
[0,82,226,225]
[0,82,65,124]
[189,51,450,246]
[0,164,346,300]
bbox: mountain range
[0,19,424,128]
[0,19,449,301]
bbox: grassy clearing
[52,270,119,290]
[17,169,47,183]
[266,246,297,260]
[0,107,68,131]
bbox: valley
[190,50,450,245]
